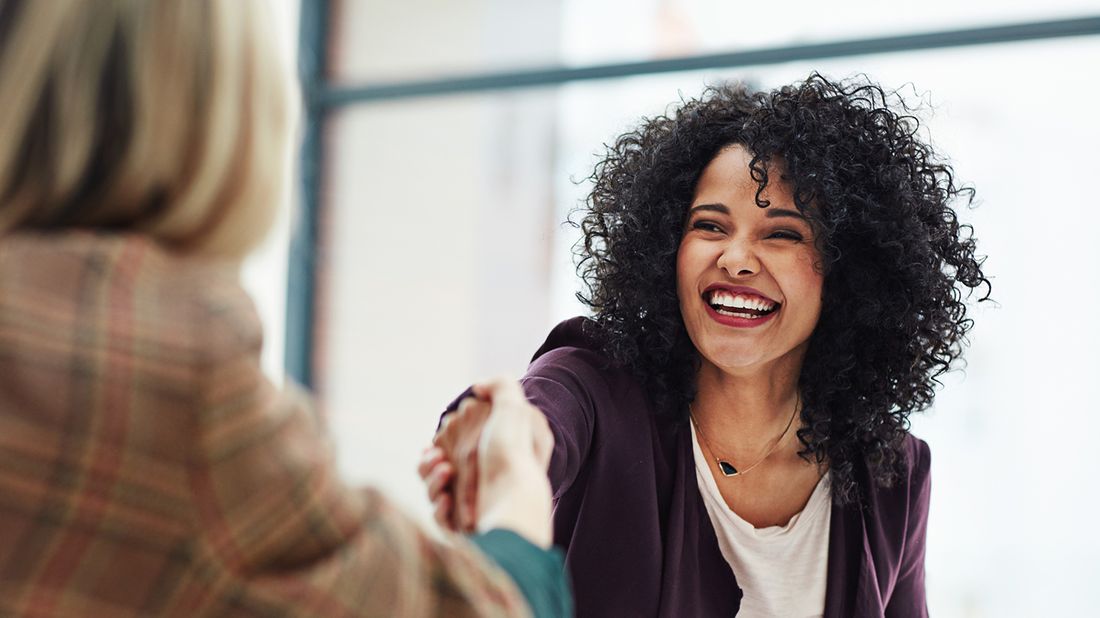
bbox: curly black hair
[574,73,990,504]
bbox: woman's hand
[418,445,459,531]
[419,378,554,547]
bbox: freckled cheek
[794,251,825,297]
[674,244,702,306]
[792,259,825,329]
[794,267,824,299]
[775,256,825,325]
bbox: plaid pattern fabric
[0,232,532,618]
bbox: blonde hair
[0,0,294,258]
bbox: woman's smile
[702,284,780,327]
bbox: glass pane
[562,0,1100,66]
[320,90,566,514]
[331,0,563,83]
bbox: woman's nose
[716,239,760,277]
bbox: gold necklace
[689,395,799,478]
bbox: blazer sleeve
[186,285,535,618]
[520,347,601,501]
[884,438,931,618]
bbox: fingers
[432,493,455,530]
[418,447,446,480]
[421,446,458,530]
[457,439,480,532]
[457,395,478,414]
[456,399,488,532]
[421,452,456,528]
[471,376,524,404]
[424,460,454,501]
[433,396,492,533]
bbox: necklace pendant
[717,460,739,477]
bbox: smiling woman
[426,72,991,618]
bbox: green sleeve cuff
[470,529,573,618]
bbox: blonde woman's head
[0,0,295,258]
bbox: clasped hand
[419,378,555,548]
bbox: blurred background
[251,2,1100,616]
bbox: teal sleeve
[470,529,573,618]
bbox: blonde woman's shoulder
[0,229,261,378]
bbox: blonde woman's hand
[469,378,554,547]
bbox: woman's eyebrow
[765,208,807,220]
[688,203,729,215]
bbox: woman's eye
[768,229,804,241]
[692,220,724,233]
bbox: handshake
[419,378,556,548]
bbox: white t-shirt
[690,423,831,618]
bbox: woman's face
[676,145,824,376]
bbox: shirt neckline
[690,420,831,538]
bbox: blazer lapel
[662,419,742,617]
[825,497,888,617]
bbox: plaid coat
[0,232,531,617]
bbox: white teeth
[707,290,776,312]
